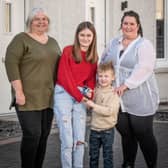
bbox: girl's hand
[85,88,93,99]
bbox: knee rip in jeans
[76,141,84,145]
[73,140,88,150]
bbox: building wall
[28,0,86,49]
[126,0,156,43]
[155,68,168,102]
[107,0,155,42]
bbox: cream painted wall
[126,0,156,43]
[107,0,156,43]
[155,69,168,102]
[28,0,86,49]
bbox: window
[85,0,96,25]
[3,1,12,33]
[156,0,164,59]
[90,7,95,24]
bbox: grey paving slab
[0,122,168,168]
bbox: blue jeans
[89,128,114,168]
[54,84,87,168]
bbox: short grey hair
[26,7,50,32]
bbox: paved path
[0,121,168,168]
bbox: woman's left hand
[115,84,128,96]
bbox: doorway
[85,0,106,57]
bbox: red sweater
[56,45,97,102]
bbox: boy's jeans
[54,84,86,168]
[89,128,114,168]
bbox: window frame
[2,0,13,34]
[156,0,168,68]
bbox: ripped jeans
[54,84,87,168]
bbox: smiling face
[78,28,94,51]
[121,16,139,39]
[98,70,115,88]
[30,12,49,33]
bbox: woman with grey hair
[5,7,61,168]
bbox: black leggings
[16,107,53,168]
[116,112,158,168]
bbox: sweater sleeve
[5,34,25,82]
[57,47,83,102]
[125,39,156,89]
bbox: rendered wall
[29,0,86,49]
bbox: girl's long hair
[72,21,98,63]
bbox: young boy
[85,61,120,168]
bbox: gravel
[0,112,168,140]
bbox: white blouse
[101,35,159,116]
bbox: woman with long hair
[54,21,98,168]
[101,11,159,168]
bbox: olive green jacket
[5,32,61,111]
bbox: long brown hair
[72,21,98,63]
